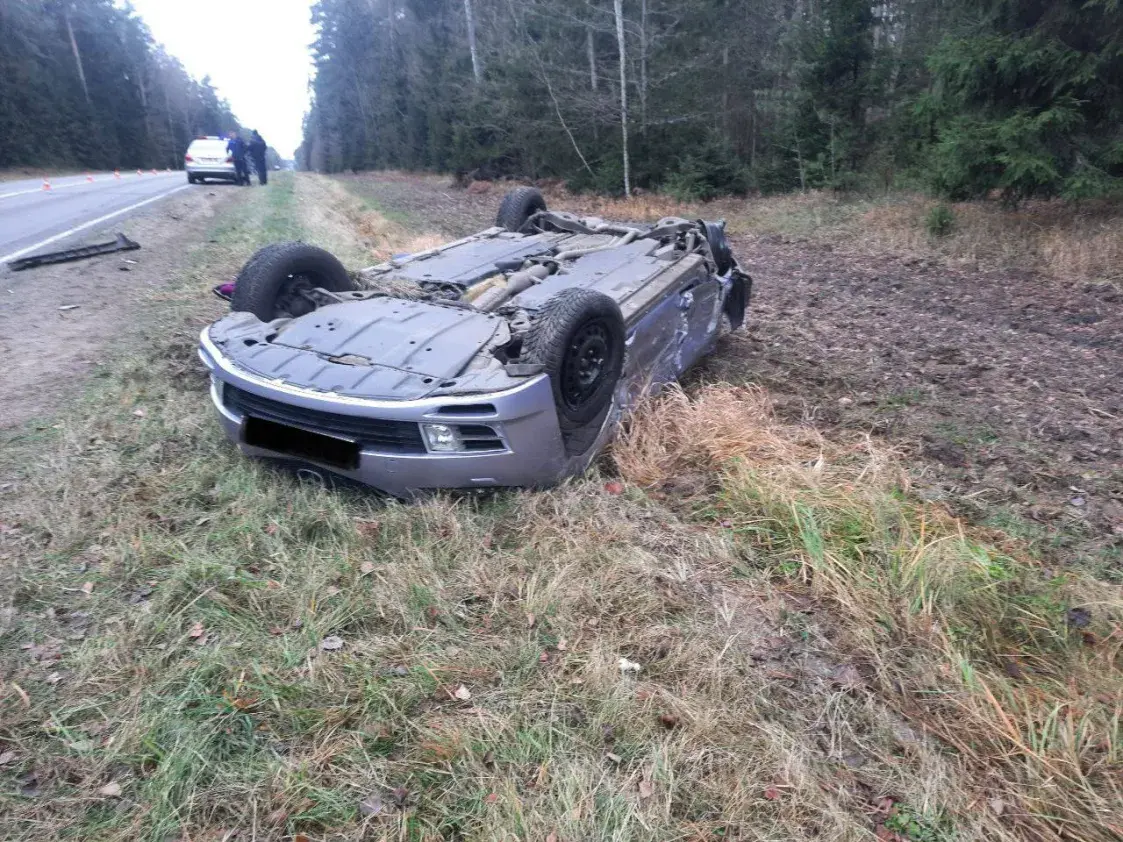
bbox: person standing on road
[249,130,268,185]
[226,130,250,186]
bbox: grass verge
[1,174,1120,842]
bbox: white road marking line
[0,171,179,200]
[0,184,190,265]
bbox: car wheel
[496,186,547,232]
[522,288,625,454]
[231,242,357,321]
[187,174,196,185]
[701,220,734,275]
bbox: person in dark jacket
[249,130,268,185]
[226,131,250,185]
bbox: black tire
[231,242,356,321]
[187,174,197,185]
[523,288,625,452]
[496,186,547,232]
[701,220,734,275]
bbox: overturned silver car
[198,187,751,496]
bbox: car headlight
[421,423,465,453]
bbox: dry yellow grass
[612,383,1123,842]
[842,196,1123,282]
[295,175,444,265]
[544,185,1123,284]
[611,383,827,488]
[543,188,698,225]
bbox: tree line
[0,0,241,171]
[300,0,1123,202]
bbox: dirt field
[339,172,1123,575]
[0,186,243,429]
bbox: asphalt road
[0,171,192,267]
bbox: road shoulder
[0,186,243,429]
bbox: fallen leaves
[1066,607,1092,628]
[359,561,376,575]
[188,621,205,639]
[829,663,864,691]
[638,769,655,800]
[320,635,345,651]
[80,581,94,596]
[0,750,17,765]
[453,684,472,701]
[604,481,624,495]
[763,784,781,801]
[98,781,122,797]
[18,773,42,797]
[357,519,381,539]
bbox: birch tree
[463,0,482,83]
[64,6,90,105]
[614,0,631,196]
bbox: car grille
[224,385,426,454]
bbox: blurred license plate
[243,416,360,470]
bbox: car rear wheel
[522,288,625,455]
[496,187,547,232]
[231,242,357,321]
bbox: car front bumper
[198,329,575,497]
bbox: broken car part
[8,233,140,271]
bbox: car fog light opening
[422,423,466,453]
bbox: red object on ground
[41,179,50,191]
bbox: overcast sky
[127,0,316,158]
